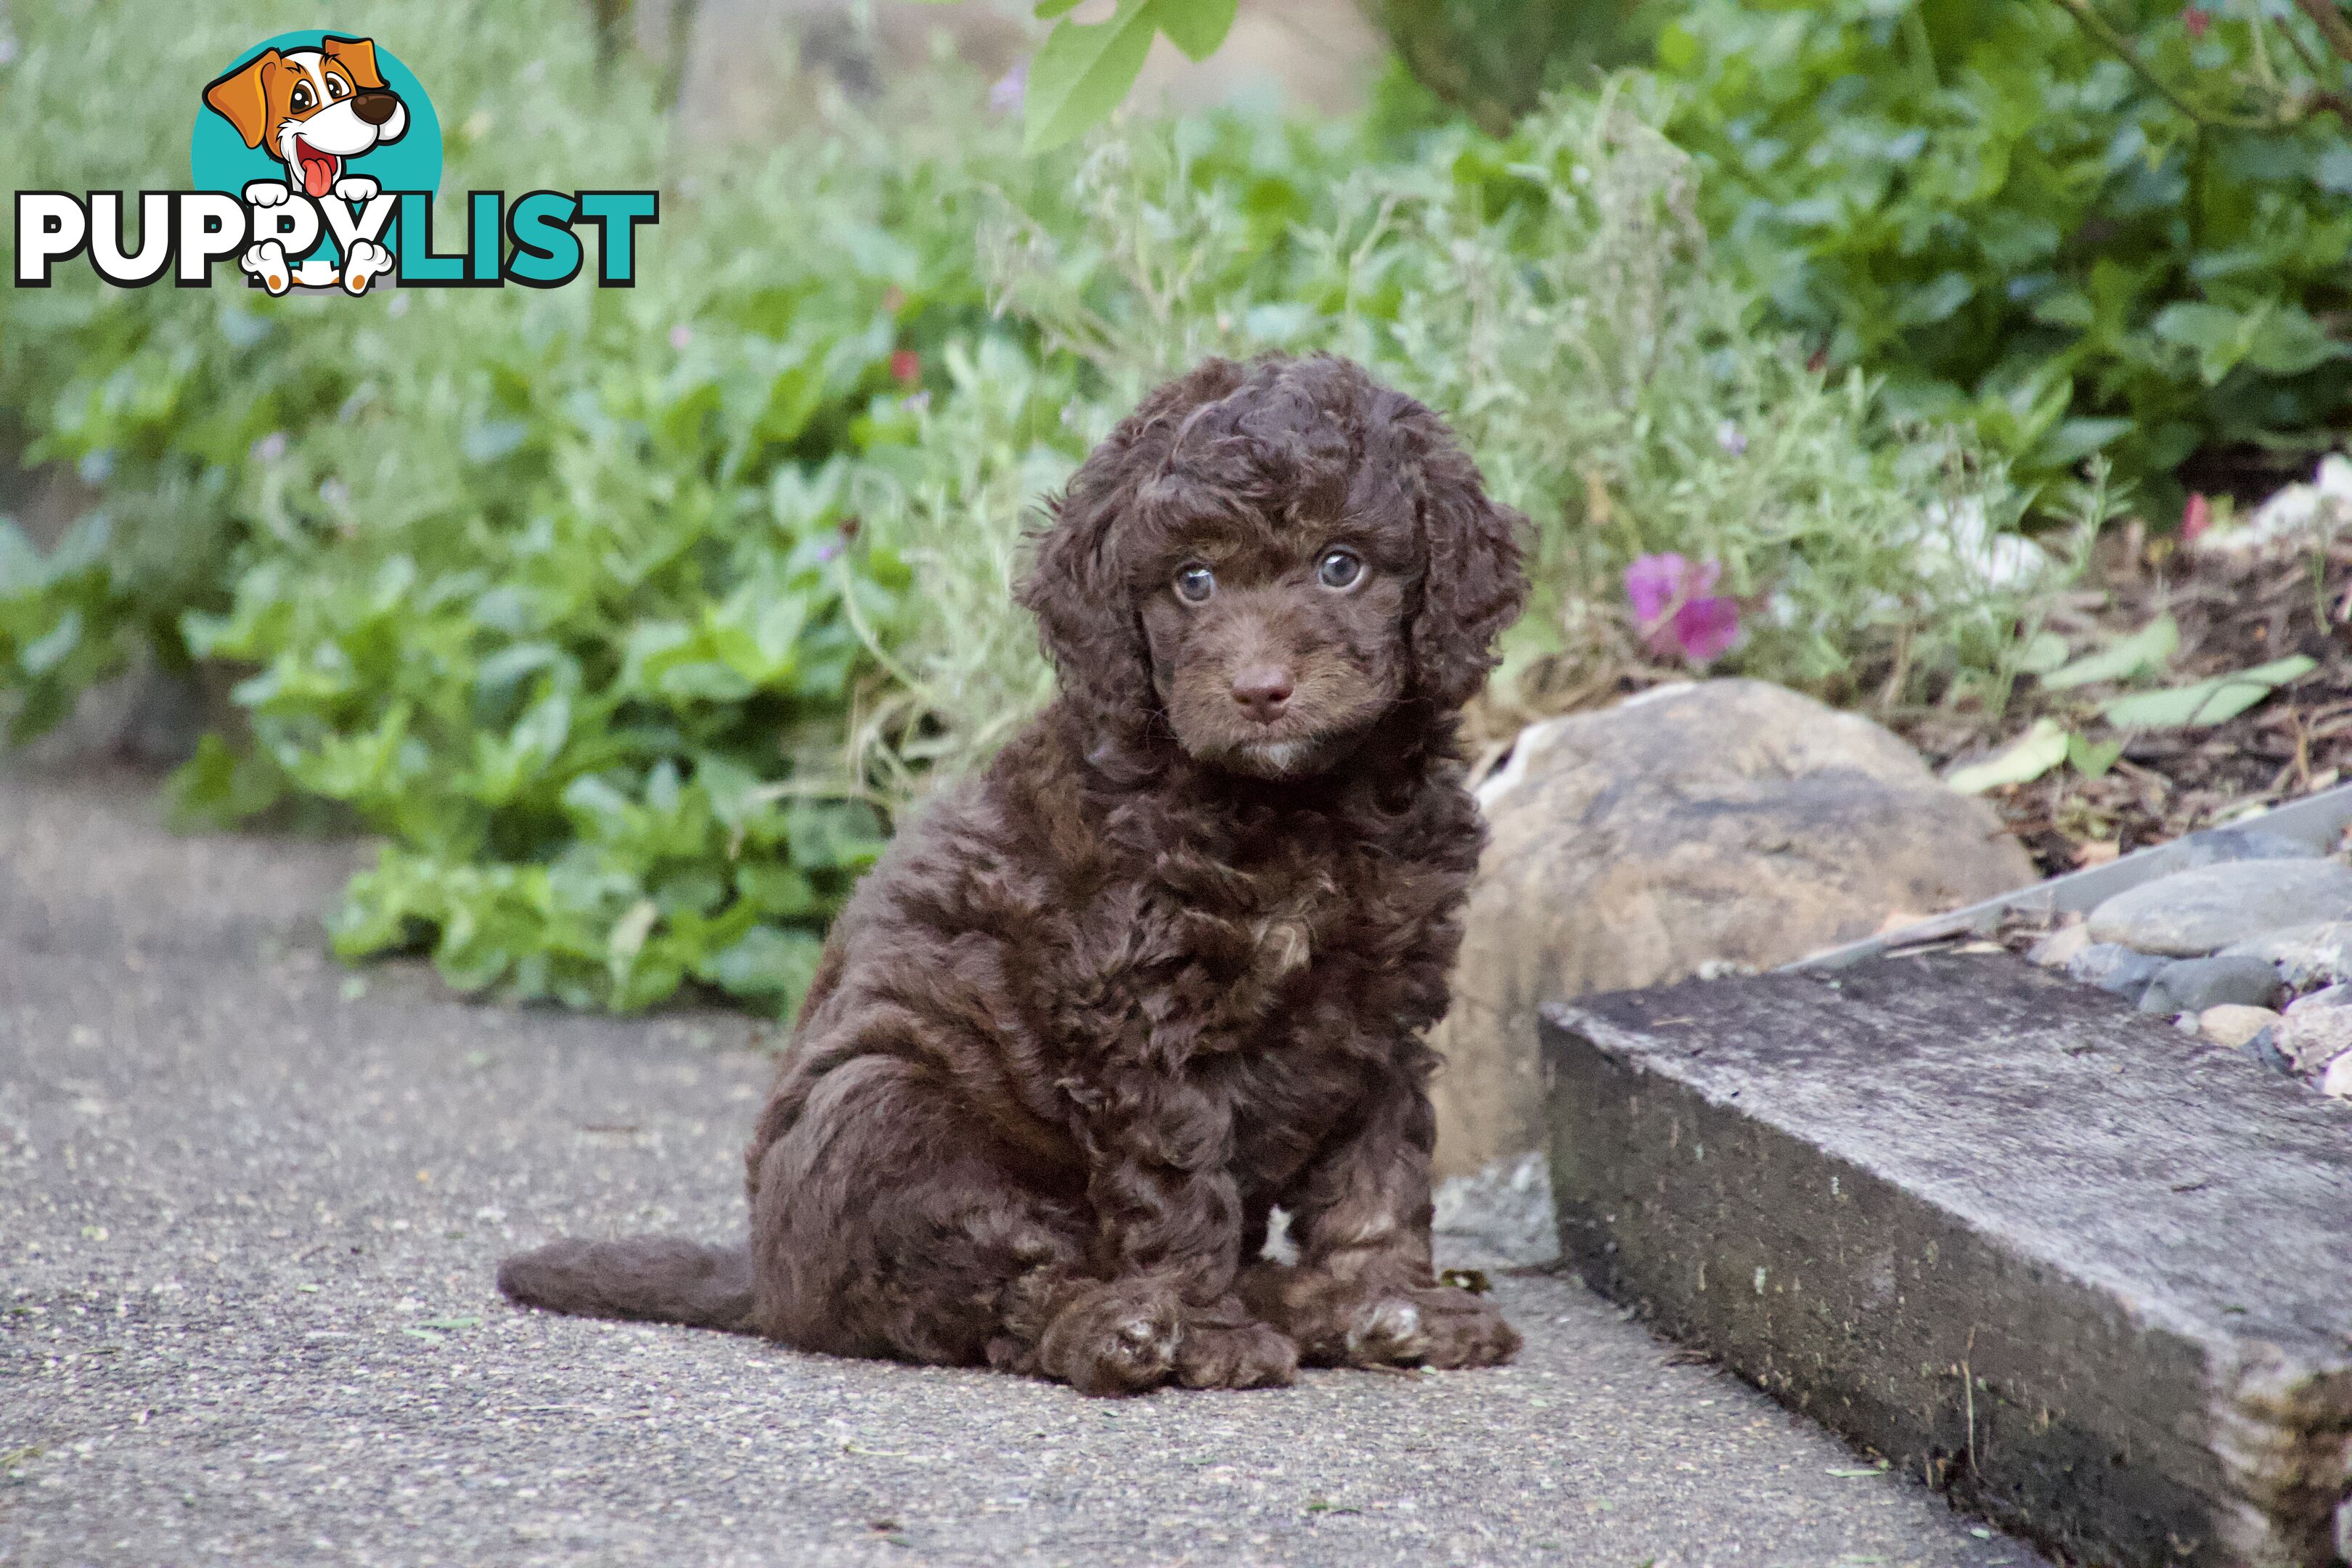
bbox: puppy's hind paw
[1174,1320,1298,1390]
[1348,1285,1522,1371]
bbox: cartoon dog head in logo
[202,36,409,203]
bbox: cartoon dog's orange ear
[319,36,386,91]
[203,49,277,150]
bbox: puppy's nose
[352,90,399,126]
[1230,666,1294,724]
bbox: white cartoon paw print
[333,175,380,204]
[240,239,292,296]
[242,180,291,209]
[340,239,393,297]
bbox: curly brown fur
[499,353,1530,1394]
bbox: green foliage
[1,0,2075,1024]
[1021,0,1240,152]
[1653,0,2352,513]
[1,0,1074,1016]
[982,88,2057,724]
[1368,0,1673,134]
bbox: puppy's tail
[497,1236,754,1332]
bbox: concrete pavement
[0,764,2038,1567]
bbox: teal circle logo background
[189,31,443,196]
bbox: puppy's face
[1135,489,1416,782]
[203,36,409,197]
[1023,355,1528,780]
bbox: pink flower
[889,349,921,388]
[668,324,693,351]
[1625,552,1744,665]
[2181,491,2212,543]
[2183,7,2210,38]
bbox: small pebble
[2167,826,2319,869]
[2137,955,2282,1015]
[2274,1007,2352,1077]
[2028,923,2090,968]
[2200,1005,2282,1050]
[2065,943,2167,1004]
[2085,861,2352,957]
[2285,983,2352,1016]
[2324,1053,2352,1098]
[2221,920,2352,991]
[2246,1026,2295,1077]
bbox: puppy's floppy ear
[1019,359,1248,731]
[1389,397,1528,711]
[203,51,278,150]
[320,36,387,91]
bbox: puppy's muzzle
[352,90,400,126]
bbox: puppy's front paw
[332,175,380,203]
[1174,1320,1298,1390]
[242,180,291,208]
[1037,1283,1180,1397]
[1347,1285,1522,1370]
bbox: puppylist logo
[15,31,657,295]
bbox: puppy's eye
[290,83,314,113]
[1316,548,1365,590]
[327,75,350,100]
[1173,563,1216,604]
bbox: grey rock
[2137,955,2283,1015]
[1432,680,2033,1179]
[2223,920,2352,989]
[2275,1007,2352,1077]
[2248,1026,2296,1077]
[2027,923,2091,968]
[2287,983,2352,1015]
[2325,1053,2352,1098]
[2168,826,2321,869]
[2200,1005,2282,1050]
[2085,860,2352,957]
[2066,942,2168,1003]
[1432,1151,1559,1267]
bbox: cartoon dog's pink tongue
[294,139,338,198]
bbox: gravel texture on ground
[1,766,2037,1568]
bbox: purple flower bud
[1715,420,1747,457]
[250,431,289,465]
[989,60,1027,115]
[669,324,693,351]
[1626,552,1739,663]
[1672,596,1743,663]
[1624,552,1689,624]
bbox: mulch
[1891,531,2352,878]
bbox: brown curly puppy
[499,353,1529,1395]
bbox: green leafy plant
[1654,0,2352,515]
[973,86,2062,734]
[0,0,1080,1016]
[2,2,2079,1025]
